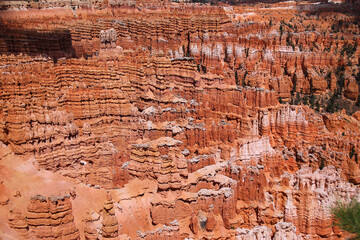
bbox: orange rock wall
[0,2,359,240]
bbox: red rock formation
[287,165,359,239]
[0,1,359,240]
[7,209,29,238]
[7,195,80,240]
[236,222,301,240]
[84,211,101,240]
[236,226,272,239]
[127,137,187,191]
[137,220,180,240]
[101,193,119,239]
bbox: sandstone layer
[0,0,360,239]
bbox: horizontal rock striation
[8,195,80,240]
[0,1,359,240]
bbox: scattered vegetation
[331,20,343,33]
[286,33,295,51]
[309,94,315,109]
[290,92,320,112]
[326,65,345,113]
[326,93,339,113]
[341,43,357,58]
[331,199,360,239]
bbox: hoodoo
[0,0,359,239]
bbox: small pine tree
[242,70,248,87]
[303,95,309,105]
[350,147,356,159]
[294,93,301,105]
[356,95,360,107]
[235,70,239,86]
[332,199,360,239]
[309,94,315,108]
[319,158,325,170]
[315,100,320,112]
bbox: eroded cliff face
[0,1,359,239]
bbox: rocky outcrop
[236,222,300,240]
[84,193,120,240]
[236,226,272,240]
[84,211,101,240]
[149,163,237,231]
[187,154,216,173]
[7,195,80,240]
[0,1,360,240]
[127,137,187,191]
[27,195,79,240]
[136,220,180,240]
[7,209,29,238]
[273,222,300,240]
[100,28,117,49]
[287,165,360,238]
[101,193,119,239]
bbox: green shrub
[332,199,360,239]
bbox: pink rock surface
[0,1,360,239]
